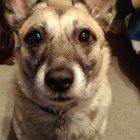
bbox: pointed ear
[4,0,39,31]
[74,0,116,31]
[86,0,116,31]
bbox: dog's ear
[4,0,40,31]
[74,0,116,31]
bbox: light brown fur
[4,0,116,139]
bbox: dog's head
[5,0,116,112]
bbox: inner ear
[73,0,116,31]
[4,0,40,31]
[10,0,39,19]
[91,0,116,19]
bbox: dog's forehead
[19,2,103,39]
[20,5,87,33]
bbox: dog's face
[5,0,115,111]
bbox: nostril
[63,78,72,85]
[47,78,57,89]
[61,78,73,89]
[45,68,74,92]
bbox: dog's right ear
[4,0,40,31]
[73,0,116,31]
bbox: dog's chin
[43,95,78,114]
[51,96,73,102]
[35,87,80,114]
[49,94,76,105]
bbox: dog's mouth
[40,98,77,115]
[51,96,73,102]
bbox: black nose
[45,68,74,92]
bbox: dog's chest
[20,108,95,140]
[46,115,94,140]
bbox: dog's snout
[45,68,74,92]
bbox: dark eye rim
[78,28,97,44]
[24,29,43,46]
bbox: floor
[0,33,140,140]
[103,33,140,140]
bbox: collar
[39,101,77,137]
[39,101,77,115]
[40,106,66,115]
[40,106,66,131]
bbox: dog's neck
[39,105,71,139]
[40,105,70,115]
[48,0,73,8]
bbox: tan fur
[4,0,116,139]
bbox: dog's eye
[79,29,92,43]
[25,30,43,45]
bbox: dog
[4,0,116,139]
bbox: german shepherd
[4,0,116,139]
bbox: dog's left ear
[74,0,116,31]
[4,0,41,32]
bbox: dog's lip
[40,99,77,115]
[51,96,73,102]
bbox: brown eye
[79,29,92,43]
[25,30,43,45]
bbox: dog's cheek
[35,63,46,92]
[70,63,87,97]
[16,44,31,73]
[71,62,99,100]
